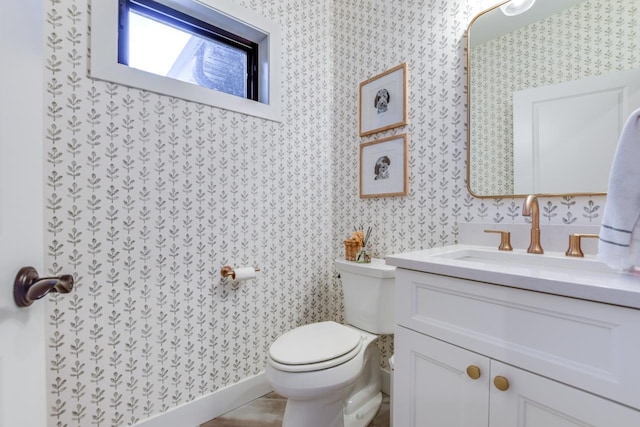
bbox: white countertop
[386,245,640,310]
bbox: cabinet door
[394,326,490,427]
[489,360,640,427]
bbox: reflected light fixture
[500,0,536,16]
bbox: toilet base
[282,394,345,427]
[344,391,382,427]
[281,391,382,427]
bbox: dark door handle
[13,266,74,307]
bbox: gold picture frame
[360,134,409,198]
[359,63,408,137]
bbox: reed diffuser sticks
[362,226,372,248]
[354,226,373,263]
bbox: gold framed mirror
[466,0,640,198]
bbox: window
[90,0,281,121]
[119,0,258,100]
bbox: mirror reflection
[468,0,640,197]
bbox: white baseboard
[131,367,392,427]
[132,372,272,427]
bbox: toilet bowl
[265,259,395,427]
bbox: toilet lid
[269,321,362,366]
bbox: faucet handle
[565,233,599,257]
[484,230,513,251]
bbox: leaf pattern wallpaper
[44,0,606,425]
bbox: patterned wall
[43,0,613,426]
[331,0,614,370]
[44,0,338,425]
[470,0,640,195]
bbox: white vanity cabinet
[393,267,640,427]
[394,327,489,427]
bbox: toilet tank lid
[269,321,361,365]
[335,258,396,278]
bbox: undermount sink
[431,247,613,274]
[386,244,640,309]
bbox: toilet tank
[335,258,395,334]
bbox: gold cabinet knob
[493,376,510,391]
[466,365,481,380]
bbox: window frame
[90,0,281,121]
[118,0,259,101]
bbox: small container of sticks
[355,226,373,263]
[355,246,371,263]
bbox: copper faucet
[522,195,543,254]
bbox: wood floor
[201,392,390,427]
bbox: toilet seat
[269,321,363,372]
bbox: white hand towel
[598,107,640,270]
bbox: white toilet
[266,258,395,427]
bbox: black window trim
[118,0,259,101]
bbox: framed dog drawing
[360,134,408,198]
[359,63,408,137]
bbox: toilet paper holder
[220,265,260,280]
